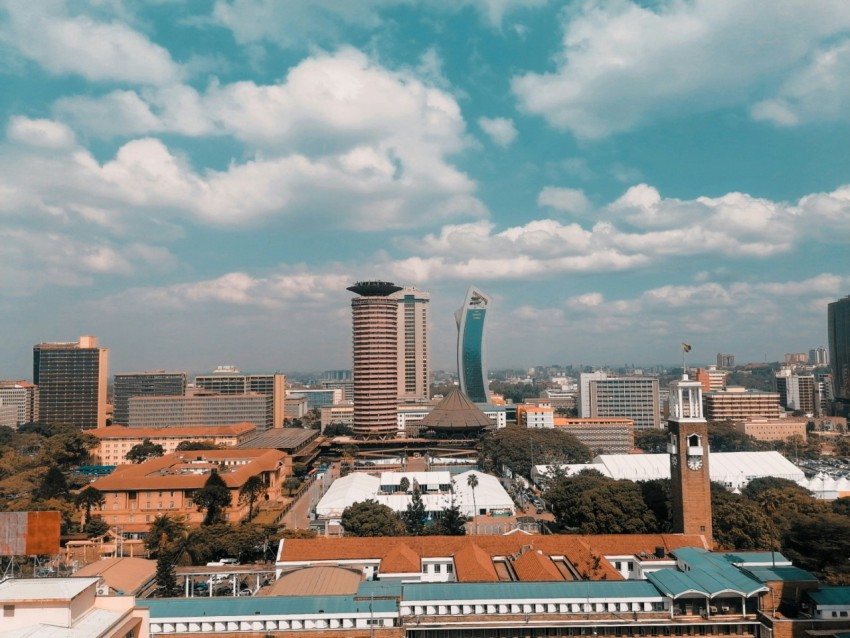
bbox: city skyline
[1,2,849,376]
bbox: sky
[1,0,849,378]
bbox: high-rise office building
[809,347,829,366]
[581,373,661,430]
[33,335,108,429]
[348,281,403,438]
[113,371,186,426]
[195,367,285,428]
[0,381,39,428]
[828,296,850,414]
[128,391,272,429]
[774,369,818,416]
[392,287,430,402]
[716,353,735,369]
[455,285,491,404]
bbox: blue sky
[1,0,849,377]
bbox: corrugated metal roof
[401,580,660,602]
[145,594,398,618]
[745,566,818,583]
[0,577,99,602]
[807,587,850,606]
[649,550,768,599]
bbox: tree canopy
[402,483,427,535]
[341,500,404,537]
[126,438,165,464]
[238,475,265,522]
[478,427,592,478]
[194,471,232,525]
[175,441,220,451]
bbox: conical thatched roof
[419,387,493,431]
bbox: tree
[341,500,404,537]
[74,486,105,525]
[634,429,669,454]
[398,476,411,493]
[708,421,767,452]
[33,465,69,501]
[284,477,302,496]
[84,515,110,538]
[145,514,188,557]
[466,473,479,534]
[711,487,774,550]
[195,471,232,526]
[434,494,467,536]
[239,475,265,522]
[403,482,427,535]
[126,438,165,464]
[175,441,219,451]
[155,545,181,597]
[477,427,592,478]
[743,477,810,501]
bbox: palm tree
[238,475,265,522]
[466,473,479,535]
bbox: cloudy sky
[1,0,849,377]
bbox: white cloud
[1,3,181,85]
[7,117,75,149]
[537,186,589,214]
[478,116,518,147]
[512,0,850,137]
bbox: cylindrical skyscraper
[348,281,403,438]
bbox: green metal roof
[402,581,661,602]
[745,566,818,583]
[807,587,850,606]
[357,580,403,598]
[648,550,768,600]
[715,551,791,566]
[144,595,398,619]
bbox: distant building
[735,418,807,443]
[87,448,287,532]
[286,388,343,409]
[809,346,829,366]
[33,335,108,429]
[128,391,272,429]
[517,404,555,429]
[581,373,661,430]
[320,404,354,430]
[455,285,492,403]
[113,371,186,426]
[195,368,285,429]
[393,286,430,402]
[774,369,818,415]
[88,422,258,464]
[703,387,781,421]
[784,352,809,365]
[693,366,727,393]
[829,296,850,415]
[716,353,735,369]
[321,378,354,401]
[0,380,38,428]
[554,417,635,454]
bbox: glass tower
[455,286,491,403]
[828,296,850,413]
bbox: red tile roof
[511,548,564,582]
[453,543,499,582]
[89,423,257,439]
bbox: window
[3,605,14,617]
[446,564,453,574]
[434,564,442,573]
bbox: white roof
[315,470,514,518]
[379,471,452,487]
[534,451,805,490]
[2,608,130,638]
[0,577,98,603]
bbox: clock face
[687,456,703,471]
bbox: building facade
[829,296,850,415]
[349,281,403,438]
[88,422,258,464]
[583,375,661,430]
[703,387,782,421]
[128,392,272,429]
[735,418,807,443]
[0,380,38,427]
[693,366,727,393]
[553,417,635,454]
[393,286,430,402]
[195,368,285,429]
[455,285,491,404]
[716,353,735,369]
[774,370,818,415]
[33,335,108,429]
[113,371,186,426]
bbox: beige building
[320,404,355,430]
[393,286,430,403]
[693,366,727,392]
[33,335,108,429]
[128,391,272,429]
[554,417,635,454]
[87,449,287,533]
[195,368,285,429]
[517,404,555,428]
[703,387,781,421]
[735,418,807,442]
[0,380,38,427]
[88,422,258,465]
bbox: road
[280,462,339,530]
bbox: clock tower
[668,374,713,545]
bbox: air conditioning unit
[97,584,110,596]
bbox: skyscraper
[580,373,661,430]
[392,286,430,402]
[33,335,108,430]
[455,285,491,404]
[349,281,403,438]
[716,353,735,369]
[828,296,850,414]
[113,371,186,426]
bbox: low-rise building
[553,417,635,454]
[517,404,555,429]
[88,423,258,464]
[129,392,273,430]
[735,418,807,442]
[85,449,287,533]
[703,387,781,421]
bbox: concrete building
[321,404,355,430]
[128,391,272,429]
[703,387,782,421]
[735,418,807,443]
[0,380,38,427]
[88,422,258,464]
[348,281,403,438]
[693,366,727,393]
[195,368,285,429]
[829,295,850,416]
[774,369,818,415]
[553,417,635,454]
[113,371,186,426]
[810,346,829,366]
[517,404,555,429]
[33,335,108,429]
[393,286,430,402]
[716,353,735,369]
[455,285,492,404]
[581,373,661,430]
[287,388,344,409]
[86,448,287,532]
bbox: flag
[682,343,692,352]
